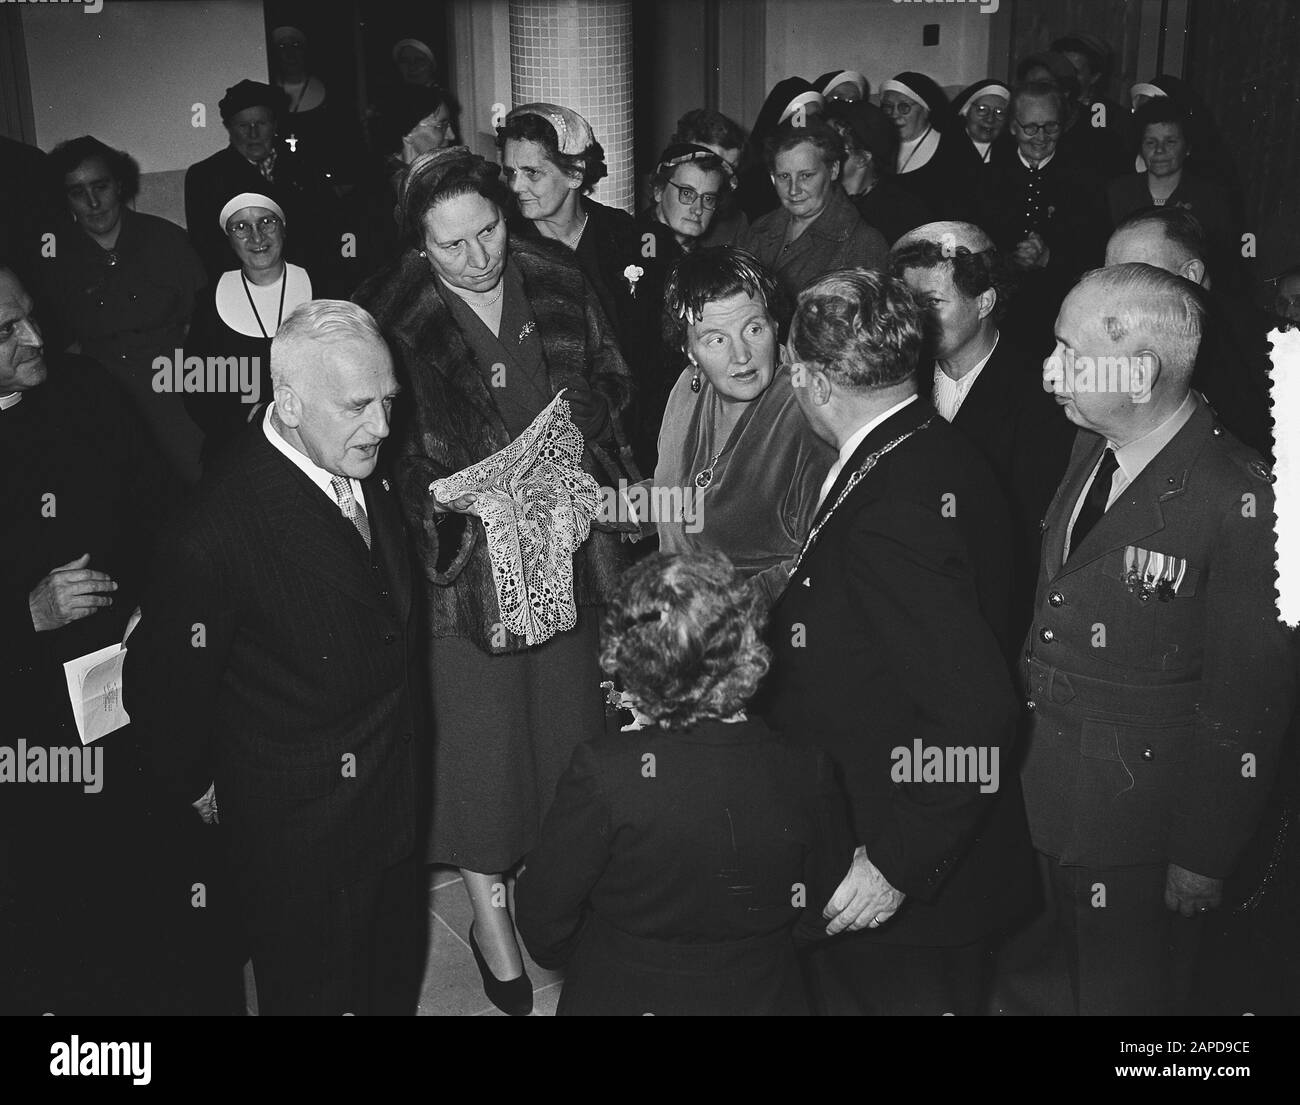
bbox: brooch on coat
[1122,545,1188,603]
[622,264,644,298]
[518,320,535,343]
[381,478,391,492]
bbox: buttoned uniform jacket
[760,398,1034,946]
[1020,395,1295,876]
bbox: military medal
[1123,545,1188,603]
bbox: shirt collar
[1110,390,1197,486]
[0,391,23,411]
[263,403,365,507]
[1018,149,1055,171]
[836,393,919,467]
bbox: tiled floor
[243,866,564,1016]
[418,866,564,1016]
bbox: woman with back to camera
[354,146,632,1017]
[516,550,854,1016]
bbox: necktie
[1066,447,1118,559]
[330,476,371,550]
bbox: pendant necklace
[242,270,288,339]
[693,403,745,489]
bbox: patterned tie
[330,476,371,550]
[1066,447,1118,559]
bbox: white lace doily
[432,391,601,646]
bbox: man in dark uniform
[1020,262,1294,1015]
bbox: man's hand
[191,782,219,825]
[28,553,118,632]
[823,845,906,935]
[1164,863,1223,917]
[1013,232,1050,269]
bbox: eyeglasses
[1015,120,1062,136]
[971,104,1007,119]
[665,180,719,210]
[227,215,284,239]
[275,40,304,50]
[881,100,915,116]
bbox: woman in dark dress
[515,551,854,1016]
[354,147,633,1016]
[42,137,207,485]
[185,192,314,464]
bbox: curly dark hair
[396,148,512,250]
[763,118,845,172]
[661,246,780,353]
[791,269,924,391]
[601,552,770,730]
[49,136,140,204]
[495,111,608,193]
[1133,97,1194,149]
[888,238,1012,319]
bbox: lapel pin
[801,577,811,588]
[381,478,391,492]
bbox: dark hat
[218,80,288,122]
[882,72,950,127]
[1015,51,1079,91]
[655,142,731,177]
[1050,33,1110,71]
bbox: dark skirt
[426,605,605,872]
[556,913,809,1017]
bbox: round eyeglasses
[1015,120,1062,136]
[227,214,284,239]
[971,104,1007,119]
[881,99,915,116]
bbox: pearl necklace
[558,211,589,250]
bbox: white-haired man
[1021,262,1293,1015]
[125,300,425,1015]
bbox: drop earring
[690,372,701,393]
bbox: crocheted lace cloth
[431,390,601,645]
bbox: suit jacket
[514,716,855,1015]
[1020,395,1295,874]
[123,424,423,899]
[945,334,1075,645]
[761,398,1033,945]
[183,143,340,288]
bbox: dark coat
[515,716,856,1015]
[354,235,633,655]
[1020,396,1295,875]
[943,333,1075,646]
[122,425,423,900]
[760,397,1033,946]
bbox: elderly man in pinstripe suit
[125,301,426,1015]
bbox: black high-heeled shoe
[468,923,534,1016]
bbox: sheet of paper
[63,643,131,745]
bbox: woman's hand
[432,492,480,515]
